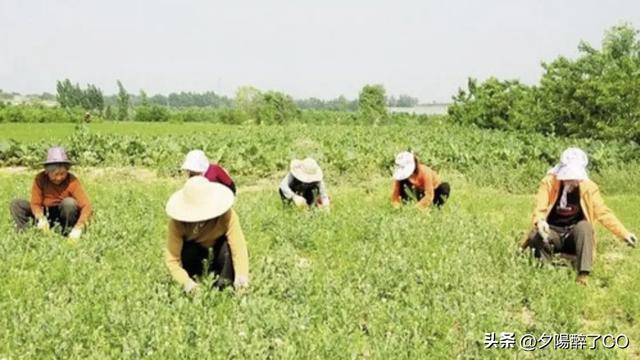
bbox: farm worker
[181,149,236,194]
[165,176,249,292]
[391,151,450,209]
[9,147,91,239]
[279,158,330,210]
[521,147,637,285]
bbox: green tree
[536,23,640,140]
[104,105,114,120]
[83,84,104,111]
[448,77,534,131]
[139,90,149,106]
[358,84,388,123]
[449,23,640,143]
[234,86,262,121]
[116,80,130,121]
[56,79,83,108]
[255,91,300,124]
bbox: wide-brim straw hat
[166,176,234,222]
[393,151,415,181]
[43,146,72,165]
[290,158,323,183]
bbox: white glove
[68,227,82,240]
[234,275,249,289]
[625,233,637,248]
[292,195,307,208]
[319,198,330,212]
[184,279,198,293]
[536,220,550,240]
[36,217,50,232]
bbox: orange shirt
[30,171,92,226]
[391,164,441,208]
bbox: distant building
[387,103,450,115]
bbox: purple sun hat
[43,146,72,165]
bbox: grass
[1,169,638,359]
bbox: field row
[1,122,639,194]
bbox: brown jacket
[523,175,631,259]
[30,171,92,226]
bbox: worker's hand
[293,195,307,208]
[319,198,330,212]
[234,275,249,289]
[625,233,637,248]
[36,217,50,232]
[536,220,550,240]
[184,279,199,294]
[68,227,82,240]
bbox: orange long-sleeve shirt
[30,172,92,227]
[391,164,441,209]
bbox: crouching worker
[521,147,637,285]
[181,149,236,194]
[9,147,91,239]
[165,176,249,293]
[279,158,330,210]
[391,151,450,209]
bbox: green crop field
[0,122,232,142]
[1,123,639,358]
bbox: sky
[1,0,639,102]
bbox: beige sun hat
[290,158,323,183]
[165,176,234,222]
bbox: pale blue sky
[1,0,639,102]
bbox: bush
[449,24,640,143]
[134,105,170,122]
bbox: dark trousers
[181,236,235,290]
[526,220,594,273]
[279,188,318,207]
[399,182,451,208]
[9,198,79,235]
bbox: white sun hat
[393,151,416,181]
[181,150,210,174]
[548,147,589,181]
[165,176,235,222]
[290,158,323,183]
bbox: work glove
[36,217,50,232]
[536,220,550,241]
[68,227,83,240]
[293,195,307,208]
[319,198,330,212]
[184,279,199,294]
[625,233,637,248]
[234,275,249,289]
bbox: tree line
[449,23,640,143]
